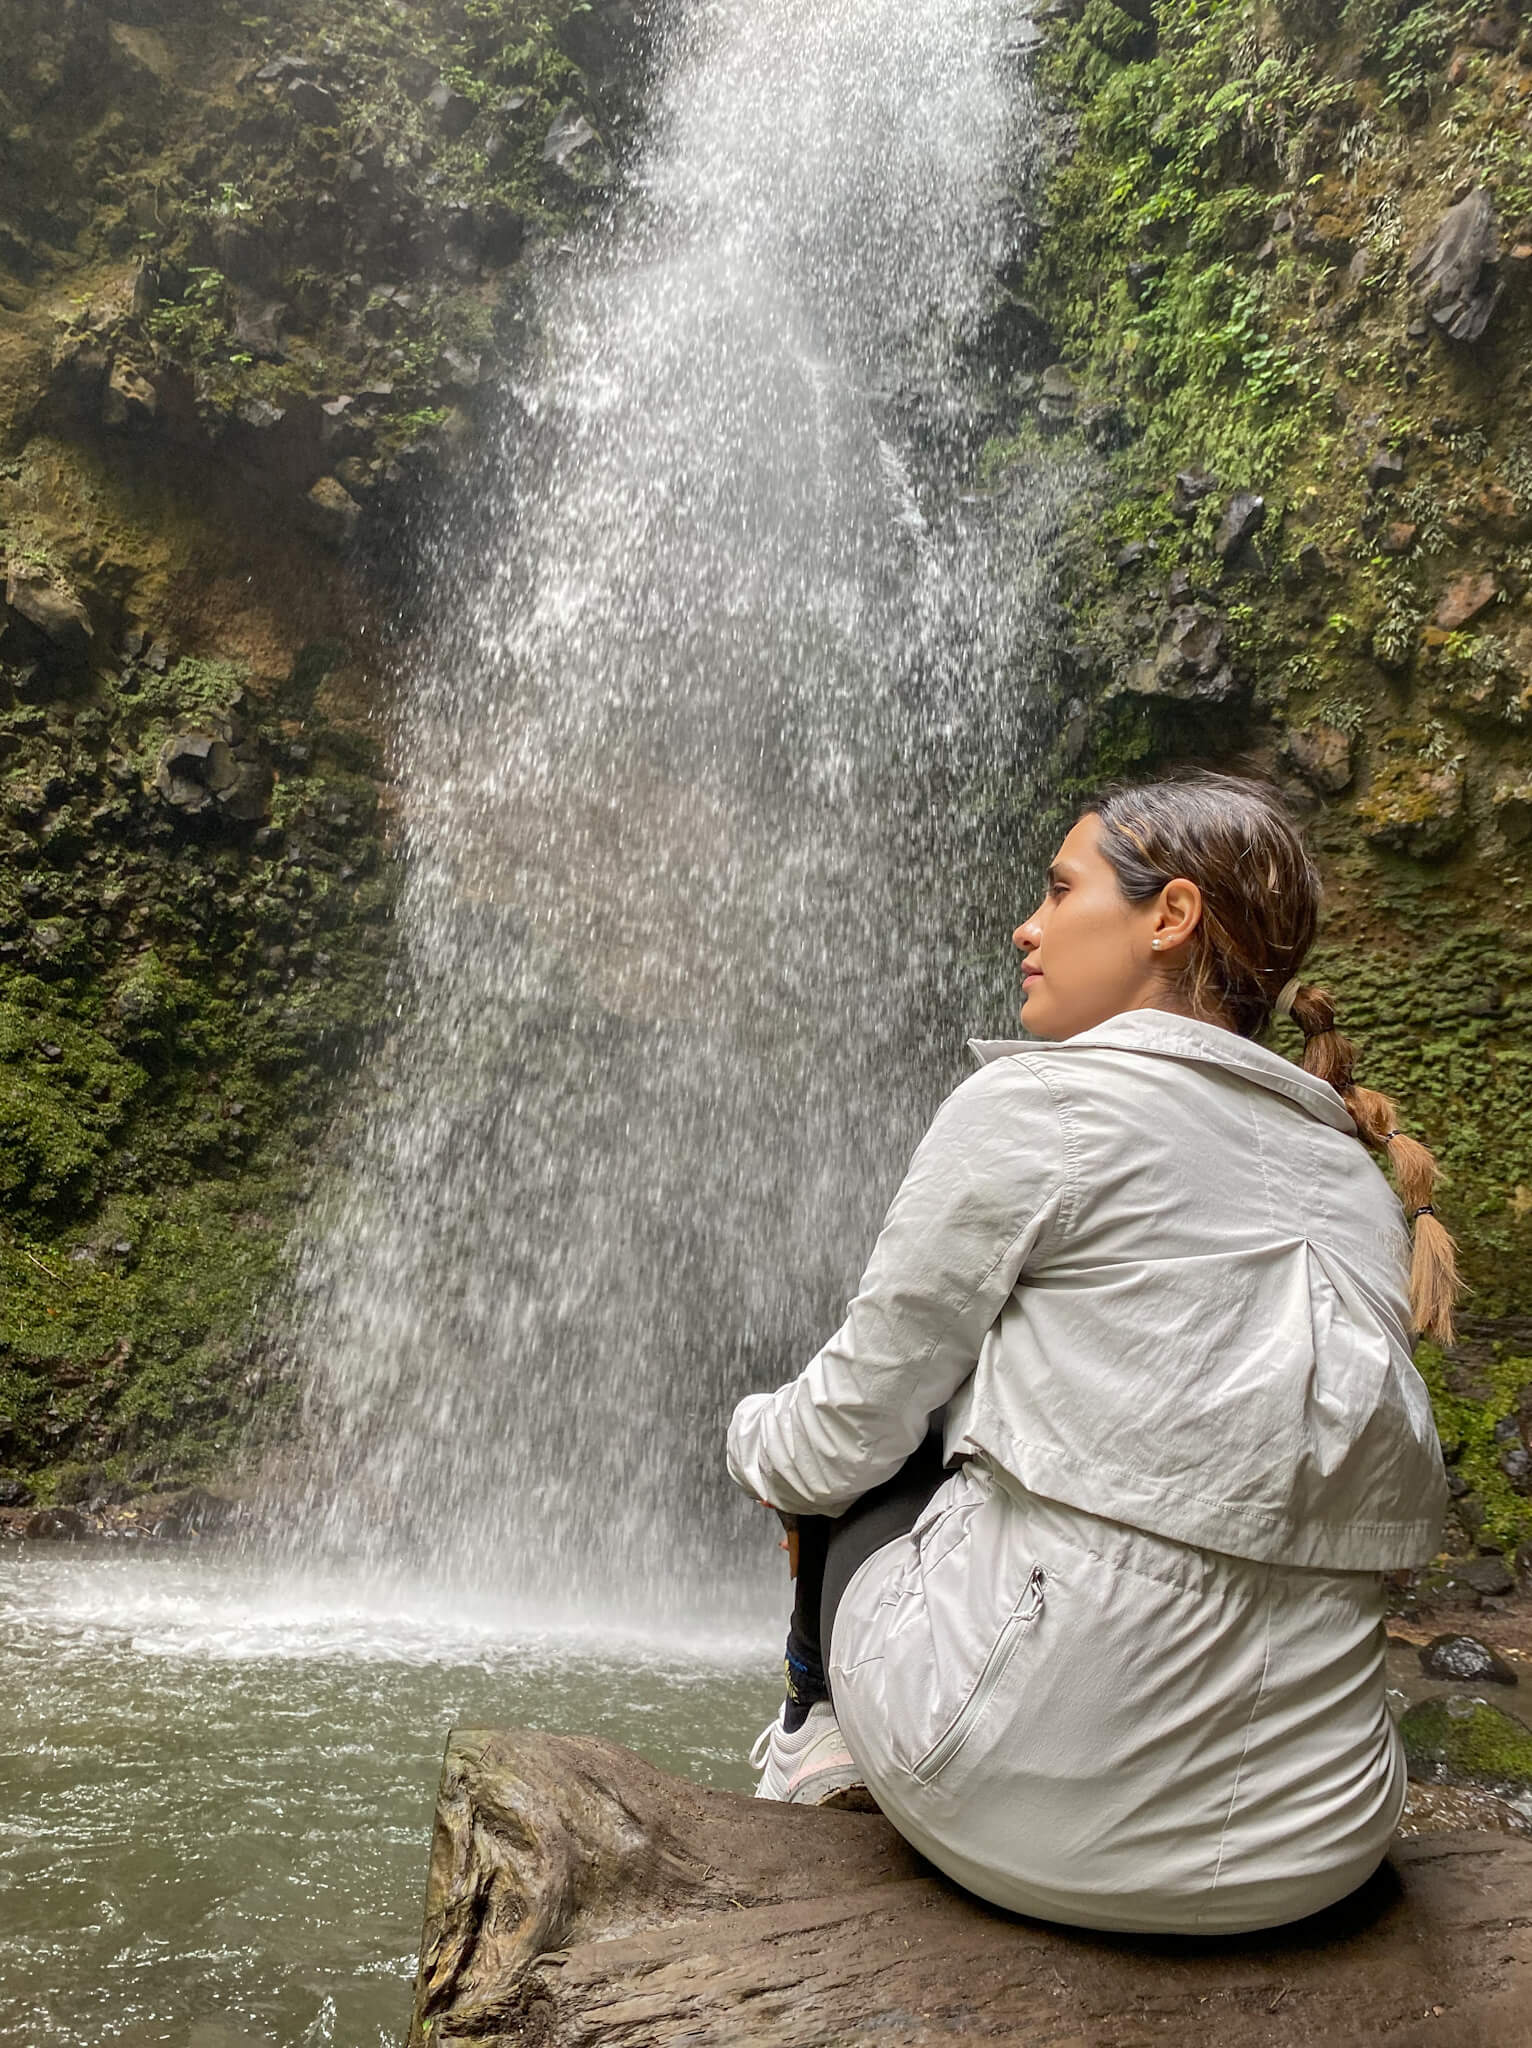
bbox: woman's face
[1011,814,1203,1040]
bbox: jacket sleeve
[726,1057,1069,1516]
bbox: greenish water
[0,1548,781,2048]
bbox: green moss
[0,631,398,1496]
[1414,1343,1532,1555]
[1400,1695,1532,1793]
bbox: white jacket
[727,1007,1448,1931]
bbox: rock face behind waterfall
[409,1728,1532,2047]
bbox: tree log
[409,1727,1532,2047]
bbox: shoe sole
[815,1783,880,1812]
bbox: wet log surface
[409,1728,1532,2047]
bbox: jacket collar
[967,1006,1356,1135]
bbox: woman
[726,771,1456,1936]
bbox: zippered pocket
[911,1563,1046,1786]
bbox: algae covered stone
[1355,754,1466,858]
[1400,1694,1532,1798]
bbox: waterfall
[278,0,1079,1624]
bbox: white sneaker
[748,1701,875,1808]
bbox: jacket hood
[967,1006,1357,1136]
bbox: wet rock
[235,396,287,431]
[1123,605,1237,703]
[1478,481,1532,542]
[1435,569,1500,630]
[1113,539,1152,573]
[1171,467,1219,520]
[130,261,159,319]
[217,753,277,824]
[287,77,341,126]
[303,476,362,547]
[1356,757,1466,860]
[1400,1779,1532,1837]
[1366,447,1406,490]
[49,333,111,413]
[1080,397,1130,452]
[1503,1444,1532,1494]
[1401,1695,1532,1800]
[1293,203,1355,266]
[543,105,599,168]
[230,292,288,361]
[1493,781,1532,844]
[153,730,270,824]
[1406,187,1504,343]
[1422,1553,1520,1601]
[5,567,92,660]
[425,78,477,137]
[0,1478,33,1508]
[1288,722,1354,795]
[212,220,274,288]
[102,360,157,429]
[1212,488,1264,562]
[156,730,238,812]
[255,53,317,85]
[1036,362,1077,431]
[440,348,481,390]
[408,1726,1532,2048]
[1378,520,1418,555]
[1469,12,1517,50]
[25,1505,85,1540]
[1420,1635,1519,1686]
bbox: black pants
[782,1427,948,1718]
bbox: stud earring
[1151,939,1161,950]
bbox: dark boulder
[1212,488,1265,562]
[1124,604,1238,702]
[1171,467,1219,520]
[26,1505,86,1540]
[1406,188,1504,343]
[542,104,600,169]
[154,729,273,824]
[1287,722,1355,795]
[425,78,477,138]
[1366,447,1406,490]
[286,77,341,127]
[1420,1635,1519,1686]
[5,567,92,662]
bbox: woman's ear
[1156,878,1203,948]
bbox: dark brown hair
[1078,770,1462,1342]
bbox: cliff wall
[0,0,633,1504]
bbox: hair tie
[1272,974,1303,1020]
[1412,1203,1436,1220]
[1383,1128,1404,1143]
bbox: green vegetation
[1400,1694,1532,1791]
[0,644,395,1501]
[1415,1343,1532,1555]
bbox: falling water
[280,0,1079,1621]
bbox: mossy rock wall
[1007,0,1532,1556]
[0,0,633,1502]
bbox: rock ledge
[409,1728,1532,2047]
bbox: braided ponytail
[1279,979,1462,1343]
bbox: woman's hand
[760,1499,800,1574]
